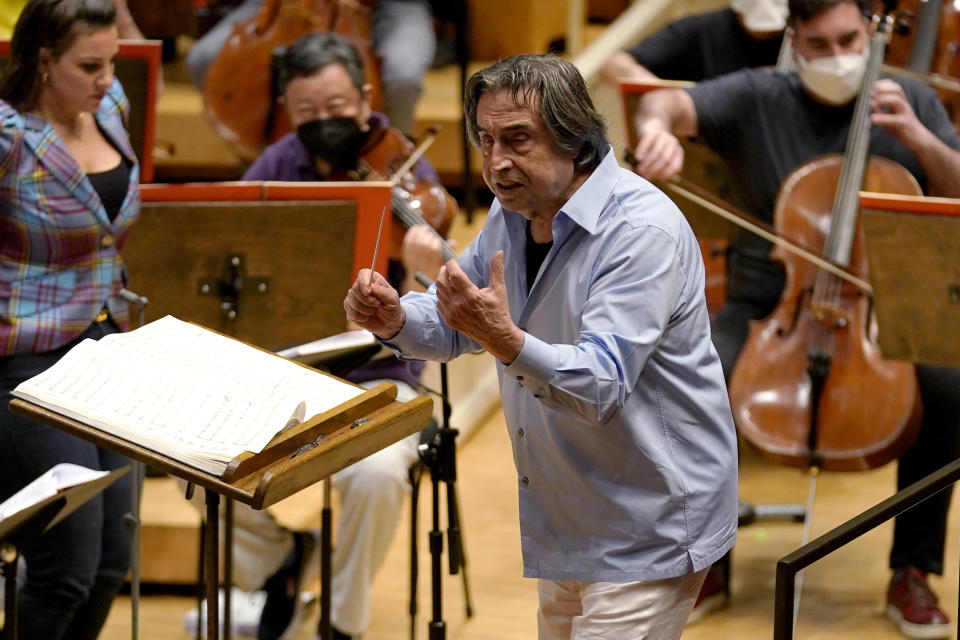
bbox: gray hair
[273,32,366,96]
[464,54,608,173]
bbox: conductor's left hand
[436,251,525,364]
[343,269,405,339]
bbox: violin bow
[659,176,874,294]
[621,151,873,291]
[388,125,441,186]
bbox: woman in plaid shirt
[0,1,140,637]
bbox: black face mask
[296,117,365,170]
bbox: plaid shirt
[0,80,140,356]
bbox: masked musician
[185,0,435,134]
[632,1,960,637]
[600,0,789,87]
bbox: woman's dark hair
[464,54,608,173]
[273,32,366,97]
[788,0,870,26]
[0,0,116,109]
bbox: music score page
[13,316,365,475]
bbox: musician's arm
[871,79,960,197]
[112,0,166,99]
[599,51,657,88]
[112,0,144,39]
[630,88,697,180]
[911,134,960,198]
[400,225,445,294]
[634,88,698,138]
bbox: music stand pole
[119,288,148,640]
[318,479,332,640]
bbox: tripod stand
[408,362,474,640]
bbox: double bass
[202,0,383,160]
[728,1,923,472]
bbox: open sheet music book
[0,463,107,522]
[274,329,377,360]
[0,464,129,539]
[12,316,365,477]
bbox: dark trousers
[0,321,134,640]
[714,256,960,576]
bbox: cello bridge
[811,303,851,329]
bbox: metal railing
[774,456,960,639]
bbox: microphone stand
[410,272,474,640]
[416,362,473,640]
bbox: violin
[202,0,383,160]
[330,123,459,263]
[728,1,923,472]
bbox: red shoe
[886,566,951,639]
[685,564,729,626]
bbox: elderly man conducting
[344,54,738,640]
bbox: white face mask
[731,0,788,33]
[795,48,869,105]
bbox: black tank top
[87,156,131,223]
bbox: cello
[728,1,923,473]
[201,0,383,160]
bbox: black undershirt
[525,222,552,294]
[87,156,131,222]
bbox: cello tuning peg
[893,9,915,33]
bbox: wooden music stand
[129,181,392,350]
[8,379,433,640]
[860,192,960,366]
[119,181,396,639]
[0,39,161,182]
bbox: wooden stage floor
[101,404,960,640]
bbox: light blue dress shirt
[384,149,738,582]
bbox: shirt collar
[557,146,619,235]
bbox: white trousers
[537,568,707,640]
[188,379,422,636]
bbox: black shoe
[332,627,354,640]
[257,530,318,640]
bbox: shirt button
[521,476,529,486]
[516,375,524,381]
[518,428,525,438]
[100,234,115,248]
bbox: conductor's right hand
[631,119,685,182]
[343,269,406,340]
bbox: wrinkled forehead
[476,89,542,128]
